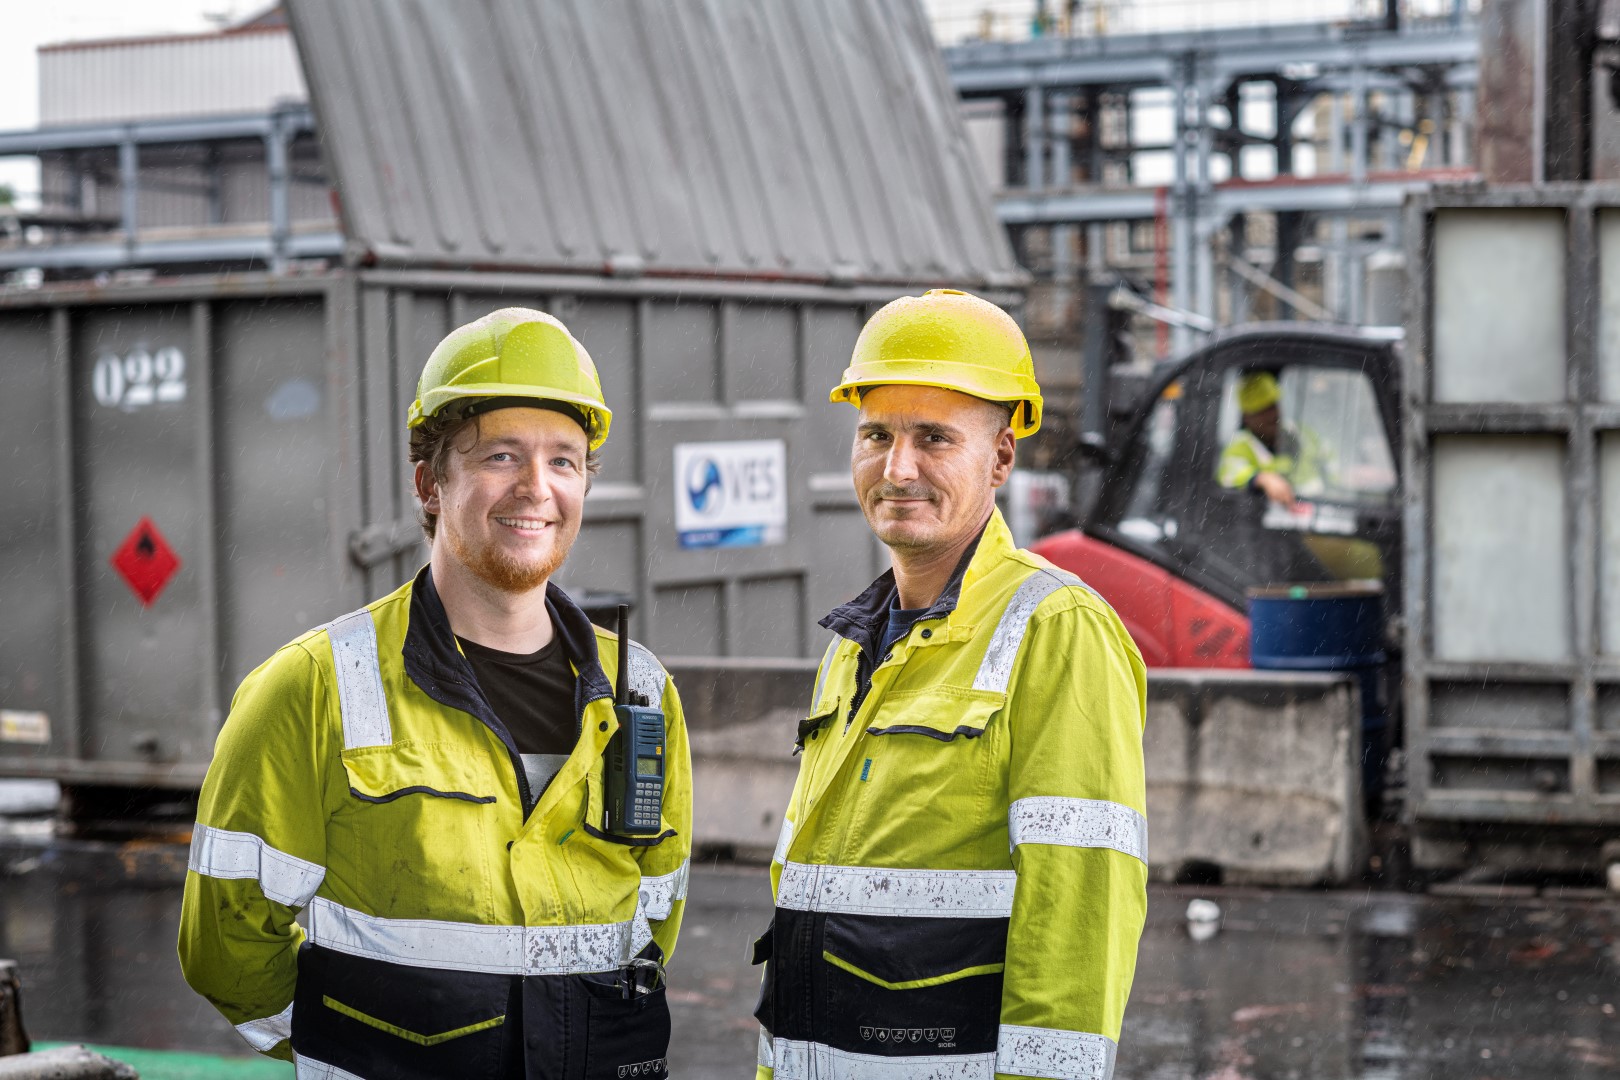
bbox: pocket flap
[341,742,497,804]
[822,913,1006,989]
[864,688,1006,741]
[796,696,841,748]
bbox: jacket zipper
[843,647,875,732]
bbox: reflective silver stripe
[776,862,1016,919]
[639,858,690,921]
[295,1054,366,1080]
[189,824,326,909]
[305,897,645,976]
[772,816,794,866]
[770,1038,995,1080]
[1008,796,1149,865]
[626,639,667,705]
[973,569,1087,693]
[758,1028,775,1069]
[234,1001,293,1052]
[996,1024,1117,1080]
[324,608,392,749]
[811,637,839,711]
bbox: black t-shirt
[457,632,577,797]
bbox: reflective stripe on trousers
[295,1053,366,1080]
[759,1028,1117,1080]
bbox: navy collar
[818,524,987,659]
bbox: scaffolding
[943,9,1480,354]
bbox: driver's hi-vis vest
[179,568,692,1080]
[753,510,1148,1080]
[1216,423,1329,494]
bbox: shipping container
[1402,185,1620,870]
[0,269,1024,790]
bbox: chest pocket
[864,687,1005,741]
[332,743,500,919]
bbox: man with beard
[180,308,691,1080]
[752,291,1147,1080]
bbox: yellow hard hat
[830,289,1043,438]
[1237,372,1281,415]
[408,307,612,450]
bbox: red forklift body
[1031,530,1250,668]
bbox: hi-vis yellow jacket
[753,510,1148,1080]
[179,569,691,1080]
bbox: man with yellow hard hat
[1217,371,1329,508]
[179,308,691,1080]
[752,290,1148,1080]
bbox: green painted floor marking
[36,1042,293,1079]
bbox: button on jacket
[754,509,1148,1080]
[179,568,692,1080]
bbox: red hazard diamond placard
[110,516,181,607]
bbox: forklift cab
[1086,326,1402,610]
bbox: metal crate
[1403,185,1620,869]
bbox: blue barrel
[1247,583,1387,802]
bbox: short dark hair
[408,407,602,541]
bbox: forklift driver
[1216,371,1329,509]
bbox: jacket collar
[401,565,616,743]
[819,507,1019,658]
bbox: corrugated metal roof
[284,0,1019,286]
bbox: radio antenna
[615,604,630,706]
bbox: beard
[443,516,576,595]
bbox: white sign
[0,710,50,745]
[673,440,787,550]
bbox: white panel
[1600,434,1620,654]
[1432,210,1565,405]
[1432,436,1569,662]
[1597,211,1620,403]
[39,30,307,125]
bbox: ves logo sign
[673,440,787,550]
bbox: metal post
[1453,87,1475,167]
[1086,88,1107,276]
[1378,92,1399,169]
[1050,92,1075,286]
[49,308,81,759]
[206,144,223,226]
[1171,59,1194,355]
[1350,65,1370,185]
[1192,69,1219,336]
[191,300,221,729]
[267,114,291,273]
[1024,83,1046,189]
[1330,215,1351,323]
[118,137,138,246]
[1229,214,1250,324]
[1329,92,1345,174]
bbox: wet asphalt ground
[0,831,1616,1079]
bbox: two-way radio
[604,604,667,836]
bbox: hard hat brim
[408,384,613,450]
[830,360,1043,438]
